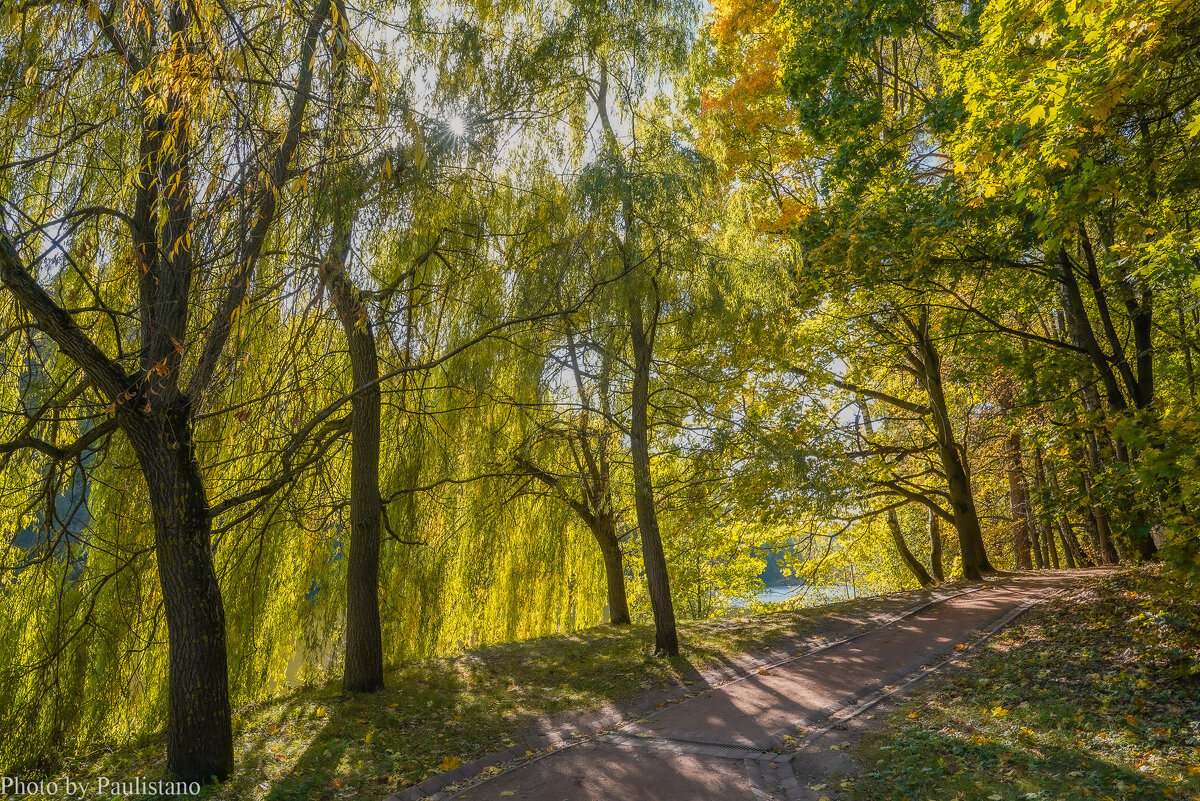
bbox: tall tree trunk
[1079,433,1117,561]
[1043,514,1060,568]
[1029,516,1046,569]
[1044,457,1094,566]
[1028,442,1062,568]
[1006,431,1033,570]
[1180,302,1196,400]
[1072,441,1120,565]
[594,513,631,625]
[629,294,678,656]
[1057,249,1129,412]
[1060,523,1086,567]
[325,224,385,693]
[908,311,995,580]
[1059,245,1156,560]
[928,509,944,582]
[123,409,234,782]
[594,58,675,651]
[886,509,934,587]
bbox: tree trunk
[629,295,678,656]
[123,408,234,782]
[1057,250,1129,411]
[910,312,995,580]
[886,509,935,587]
[1180,303,1196,400]
[594,513,631,625]
[1058,249,1156,560]
[1006,432,1033,570]
[1045,458,1092,567]
[1072,442,1120,565]
[1026,469,1054,569]
[1043,515,1060,568]
[325,228,385,693]
[1029,442,1068,568]
[928,509,944,582]
[1029,516,1046,569]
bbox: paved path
[391,571,1093,801]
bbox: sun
[449,115,466,137]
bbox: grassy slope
[848,568,1200,801]
[54,591,908,801]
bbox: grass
[847,567,1200,801]
[46,590,912,801]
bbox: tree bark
[324,223,385,693]
[1180,303,1196,401]
[1043,513,1060,569]
[928,509,944,582]
[1072,441,1120,565]
[595,513,631,625]
[1043,454,1093,567]
[1057,247,1156,560]
[886,509,935,587]
[1029,442,1070,568]
[1057,249,1129,411]
[122,408,234,781]
[4,219,235,784]
[629,293,679,656]
[1006,431,1033,570]
[907,311,995,580]
[1027,513,1046,568]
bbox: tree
[515,323,633,625]
[1,0,335,778]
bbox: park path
[386,570,1095,801]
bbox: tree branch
[790,366,930,415]
[0,231,131,402]
[188,0,332,400]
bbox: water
[752,584,856,606]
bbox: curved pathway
[388,570,1097,801]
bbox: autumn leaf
[438,755,461,771]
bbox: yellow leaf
[438,755,460,771]
[364,731,373,744]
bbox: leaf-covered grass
[850,567,1200,801]
[47,590,910,801]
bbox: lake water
[749,584,857,607]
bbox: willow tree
[433,0,706,654]
[0,0,339,780]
